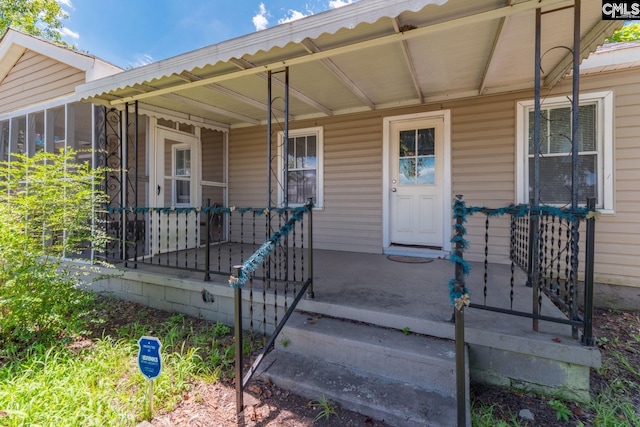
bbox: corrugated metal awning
[76,0,621,128]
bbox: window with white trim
[516,91,613,211]
[278,127,323,208]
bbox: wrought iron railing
[103,200,314,420]
[227,200,314,420]
[102,201,311,285]
[449,195,596,346]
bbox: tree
[606,21,640,43]
[0,0,68,44]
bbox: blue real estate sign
[138,336,162,380]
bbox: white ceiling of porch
[76,0,621,129]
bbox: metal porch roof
[76,0,620,129]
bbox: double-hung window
[516,91,613,212]
[278,127,323,208]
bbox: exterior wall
[0,50,84,113]
[229,113,386,253]
[228,69,640,289]
[201,128,226,206]
[525,68,640,289]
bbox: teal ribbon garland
[447,198,594,306]
[229,204,311,289]
[449,197,471,305]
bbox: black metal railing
[103,200,315,420]
[450,195,596,345]
[227,200,314,420]
[103,201,311,286]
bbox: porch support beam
[301,38,376,110]
[178,71,288,118]
[391,18,423,103]
[107,0,572,107]
[230,58,333,117]
[124,83,261,124]
[163,93,261,125]
[544,20,622,88]
[478,12,510,95]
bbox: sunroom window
[517,92,613,212]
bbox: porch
[91,244,601,401]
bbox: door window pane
[398,128,436,185]
[417,157,435,184]
[175,149,191,176]
[399,158,416,184]
[417,128,434,156]
[176,180,190,204]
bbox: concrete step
[255,312,470,427]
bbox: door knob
[392,187,397,192]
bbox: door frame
[382,110,452,252]
[151,125,201,208]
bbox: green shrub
[0,150,107,347]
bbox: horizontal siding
[201,129,225,184]
[445,94,517,263]
[546,68,640,288]
[226,67,640,288]
[0,50,84,112]
[230,113,383,253]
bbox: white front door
[389,117,444,248]
[153,128,200,253]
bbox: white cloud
[252,3,269,31]
[59,27,79,39]
[277,9,310,25]
[329,0,356,8]
[56,0,73,7]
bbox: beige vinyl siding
[228,126,270,207]
[444,95,517,264]
[201,129,226,208]
[230,113,384,253]
[0,50,84,112]
[226,66,640,287]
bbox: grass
[472,405,520,427]
[0,297,237,426]
[312,394,337,422]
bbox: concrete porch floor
[126,247,600,366]
[297,250,600,370]
[100,247,600,399]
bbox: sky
[57,0,359,69]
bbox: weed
[213,322,231,337]
[312,394,336,422]
[402,327,411,335]
[470,404,519,427]
[280,337,290,348]
[548,400,571,422]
